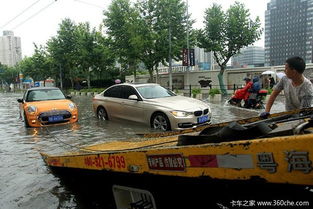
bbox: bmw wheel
[151,113,171,131]
[97,107,108,121]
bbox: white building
[0,31,22,67]
[194,47,214,70]
[232,46,265,68]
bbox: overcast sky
[0,0,268,57]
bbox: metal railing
[165,84,242,97]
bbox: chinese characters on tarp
[182,48,195,66]
[146,151,312,174]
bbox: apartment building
[265,0,313,66]
[0,30,22,67]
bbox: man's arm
[265,89,281,113]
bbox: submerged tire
[97,107,108,121]
[151,113,171,131]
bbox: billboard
[182,48,188,66]
[182,48,195,66]
[189,49,195,66]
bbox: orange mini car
[17,87,78,127]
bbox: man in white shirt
[260,56,313,118]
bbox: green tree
[75,22,97,88]
[134,0,161,81]
[20,44,52,81]
[75,22,117,88]
[104,0,193,82]
[135,0,193,82]
[197,2,262,95]
[14,18,117,89]
[91,30,119,82]
[47,18,79,88]
[0,63,18,85]
[103,0,140,80]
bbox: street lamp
[59,64,63,89]
[186,0,190,88]
[168,24,172,90]
[186,0,190,71]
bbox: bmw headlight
[68,103,76,110]
[27,106,37,113]
[170,111,193,117]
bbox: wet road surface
[0,92,286,209]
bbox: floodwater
[0,92,286,209]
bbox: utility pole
[168,25,173,90]
[186,0,190,88]
[59,64,63,89]
[211,51,214,71]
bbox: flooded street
[0,92,286,209]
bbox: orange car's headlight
[27,106,37,113]
[68,103,77,110]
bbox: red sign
[188,155,218,167]
[147,154,185,171]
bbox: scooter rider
[247,76,261,108]
[229,77,253,106]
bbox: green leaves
[10,0,262,92]
[0,62,19,84]
[103,0,141,78]
[16,18,117,88]
[103,0,193,81]
[197,1,263,95]
[199,2,262,66]
[136,0,192,80]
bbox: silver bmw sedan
[92,83,212,131]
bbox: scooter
[228,89,268,109]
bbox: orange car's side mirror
[17,99,23,103]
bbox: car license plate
[197,115,208,123]
[48,115,63,122]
